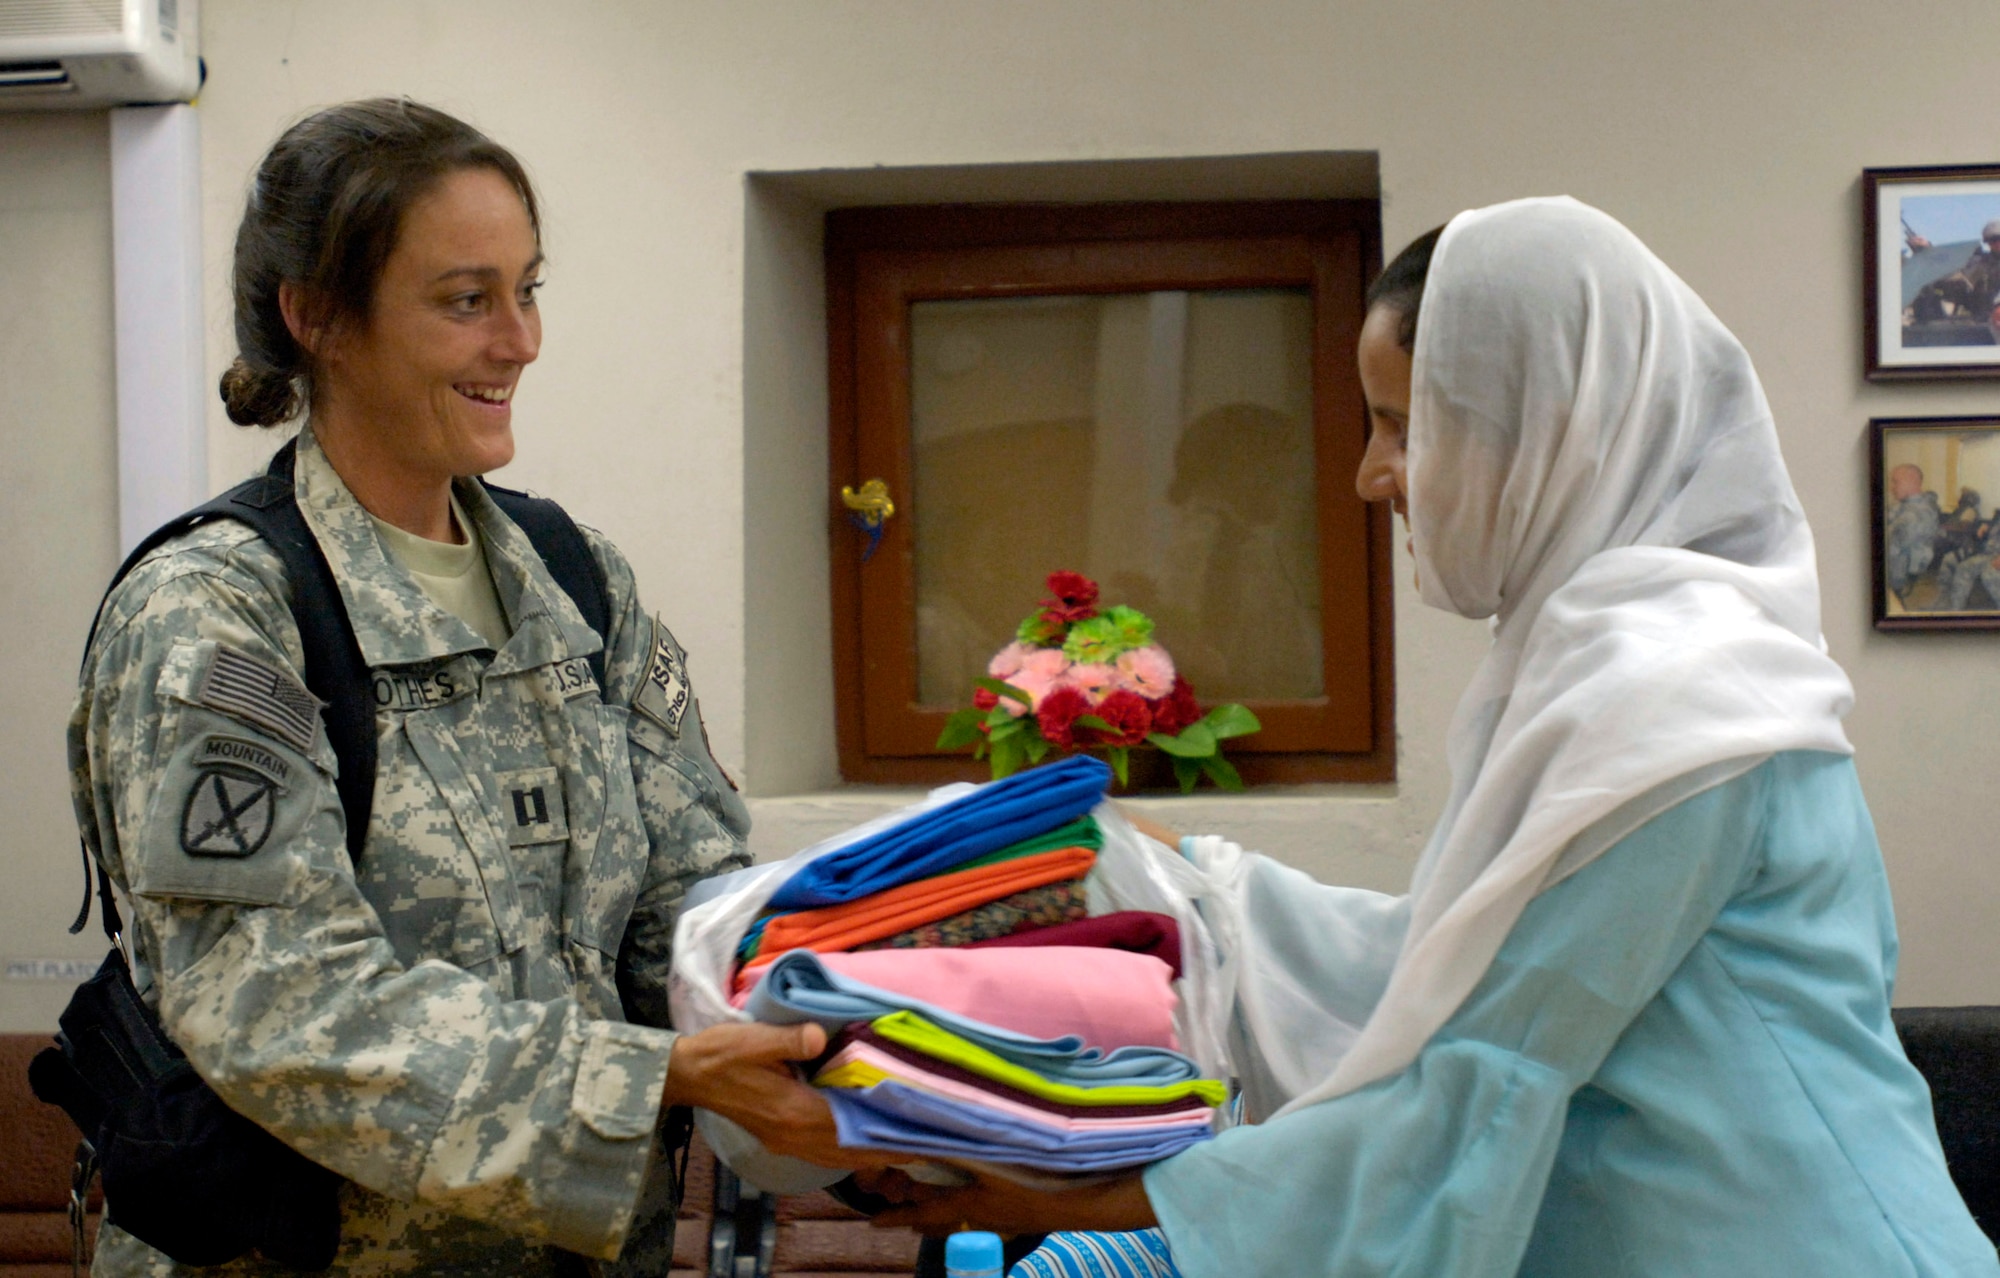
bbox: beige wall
[6,0,2000,1028]
[0,112,119,1031]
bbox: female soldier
[70,99,859,1274]
[882,199,1996,1276]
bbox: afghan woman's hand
[872,1165,1158,1237]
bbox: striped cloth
[1010,1229,1180,1277]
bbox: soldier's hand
[662,1021,897,1169]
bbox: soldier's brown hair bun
[222,98,540,428]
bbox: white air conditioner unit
[0,0,199,109]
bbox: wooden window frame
[827,201,1393,787]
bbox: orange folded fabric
[738,845,1097,976]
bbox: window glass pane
[910,289,1321,708]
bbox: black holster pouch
[28,947,342,1270]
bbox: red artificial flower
[1084,689,1153,747]
[1148,675,1202,736]
[1040,570,1101,624]
[1045,570,1099,608]
[1036,685,1092,749]
[972,687,1000,711]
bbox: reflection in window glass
[910,289,1321,708]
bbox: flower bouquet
[936,570,1261,791]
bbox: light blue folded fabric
[824,1081,1212,1171]
[746,951,1206,1086]
[765,754,1111,910]
[1010,1230,1181,1278]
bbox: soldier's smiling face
[320,166,543,481]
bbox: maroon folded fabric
[960,910,1183,979]
[831,1023,1212,1120]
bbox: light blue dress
[1141,751,1997,1277]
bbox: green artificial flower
[1017,611,1065,647]
[1061,605,1155,663]
[1104,604,1154,651]
[1061,615,1122,663]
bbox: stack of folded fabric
[735,755,1114,979]
[748,949,1225,1175]
[727,754,1226,1177]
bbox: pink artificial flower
[1115,645,1177,699]
[1067,663,1118,701]
[988,641,1037,680]
[1007,647,1072,711]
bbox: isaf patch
[181,768,277,858]
[633,618,691,737]
[196,644,320,753]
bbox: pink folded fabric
[816,1040,1215,1133]
[733,946,1181,1051]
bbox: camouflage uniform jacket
[68,426,750,1275]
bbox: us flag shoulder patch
[195,644,321,754]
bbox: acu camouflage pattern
[67,427,749,1275]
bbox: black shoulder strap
[73,446,612,940]
[480,480,612,693]
[72,439,371,939]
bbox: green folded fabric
[952,815,1103,874]
[868,1010,1229,1108]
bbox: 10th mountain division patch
[181,767,277,858]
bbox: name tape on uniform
[634,618,691,737]
[196,644,320,753]
[372,667,470,713]
[540,656,600,702]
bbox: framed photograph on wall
[1872,417,2000,629]
[1865,165,2000,380]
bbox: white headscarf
[1273,197,1855,1115]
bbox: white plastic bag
[665,795,1239,1189]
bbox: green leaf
[1147,722,1218,758]
[1107,745,1130,788]
[990,733,1026,779]
[976,677,1033,706]
[1024,735,1051,765]
[1074,715,1117,734]
[1200,703,1262,741]
[987,716,1026,742]
[1199,753,1246,791]
[1171,755,1203,793]
[935,709,985,751]
[985,705,1017,729]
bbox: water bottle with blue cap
[945,1229,1005,1278]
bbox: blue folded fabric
[746,951,1206,1086]
[765,755,1111,910]
[824,1081,1212,1171]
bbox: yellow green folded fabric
[850,1010,1228,1109]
